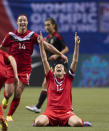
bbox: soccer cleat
[6,116,13,122]
[2,98,8,109]
[84,121,92,127]
[0,116,8,131]
[25,106,41,113]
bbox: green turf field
[1,87,109,131]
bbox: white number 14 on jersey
[19,43,26,49]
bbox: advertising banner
[0,0,109,86]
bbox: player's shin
[36,90,47,109]
[2,90,9,109]
[7,97,20,120]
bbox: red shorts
[5,69,31,85]
[43,108,75,126]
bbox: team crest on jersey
[50,39,54,45]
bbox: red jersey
[1,30,39,73]
[0,50,9,79]
[45,70,75,111]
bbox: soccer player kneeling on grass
[32,32,92,127]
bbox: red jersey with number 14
[1,30,39,73]
[45,70,75,111]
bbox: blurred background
[0,0,109,87]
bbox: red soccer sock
[4,90,9,100]
[82,120,84,127]
[0,105,3,116]
[7,97,20,116]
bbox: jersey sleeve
[67,69,75,80]
[45,70,53,81]
[1,33,10,47]
[32,32,39,45]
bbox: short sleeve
[68,69,75,80]
[1,33,10,47]
[32,32,39,45]
[45,70,53,81]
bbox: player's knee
[35,120,45,126]
[15,86,24,97]
[73,120,82,127]
[42,83,46,89]
[6,90,13,97]
[68,117,83,127]
[5,84,14,97]
[34,116,49,127]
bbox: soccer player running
[26,17,69,113]
[32,32,92,127]
[0,15,68,122]
[0,48,19,131]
